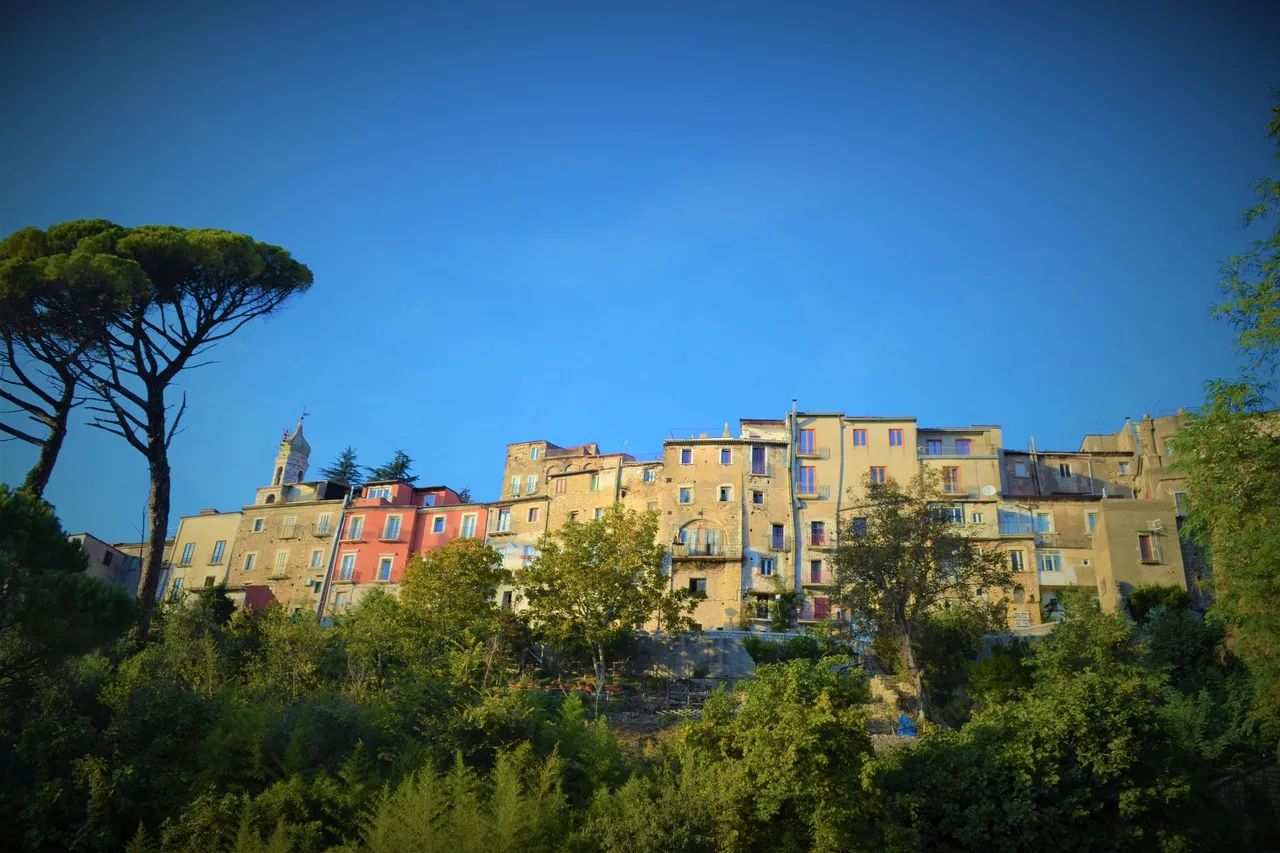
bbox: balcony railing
[766,535,791,552]
[804,569,832,586]
[1035,532,1092,549]
[796,446,831,460]
[749,461,772,476]
[796,484,831,500]
[999,520,1035,535]
[807,533,834,548]
[942,481,966,496]
[671,542,742,560]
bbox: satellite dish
[982,485,997,496]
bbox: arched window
[677,520,724,557]
[274,466,283,486]
[1012,584,1025,604]
[265,494,276,504]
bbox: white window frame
[643,468,656,483]
[310,549,323,568]
[1034,512,1054,533]
[377,555,394,581]
[594,507,604,519]
[422,494,437,507]
[760,558,774,576]
[345,516,364,540]
[1037,551,1063,572]
[1009,550,1025,571]
[274,550,289,572]
[460,513,477,538]
[243,552,257,572]
[530,446,541,460]
[1058,463,1072,477]
[252,518,265,533]
[333,591,350,610]
[210,540,226,563]
[679,487,693,504]
[339,552,356,580]
[970,512,984,524]
[1119,462,1130,475]
[718,484,732,502]
[526,474,537,494]
[281,515,297,537]
[555,478,566,494]
[496,509,512,532]
[316,513,332,535]
[383,514,402,540]
[510,476,520,496]
[180,543,195,566]
[589,473,600,491]
[431,514,446,534]
[1086,512,1098,533]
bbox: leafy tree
[400,538,508,639]
[456,487,473,504]
[0,220,135,495]
[1126,583,1190,626]
[31,222,315,614]
[768,575,805,632]
[966,641,1033,709]
[319,446,362,486]
[832,472,1010,719]
[519,504,697,711]
[365,449,417,485]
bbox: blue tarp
[895,713,917,737]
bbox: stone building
[484,494,549,611]
[166,509,243,598]
[224,422,352,613]
[67,533,142,596]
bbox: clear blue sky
[1,0,1277,541]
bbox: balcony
[807,533,835,549]
[796,484,831,501]
[942,481,966,497]
[1034,532,1092,549]
[766,535,792,552]
[999,519,1035,536]
[803,569,833,587]
[796,445,831,460]
[670,542,742,560]
[314,525,333,538]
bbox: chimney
[723,422,730,438]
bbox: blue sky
[1,0,1277,541]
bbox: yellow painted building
[167,509,243,598]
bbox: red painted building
[323,481,488,612]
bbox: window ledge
[339,537,364,543]
[377,537,402,543]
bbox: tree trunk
[902,626,931,723]
[20,386,72,497]
[594,647,607,718]
[137,396,172,621]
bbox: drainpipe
[315,490,353,619]
[788,400,802,600]
[836,419,846,547]
[1086,458,1096,496]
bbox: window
[689,578,707,594]
[569,511,579,521]
[169,577,184,600]
[870,466,886,484]
[527,474,537,494]
[945,506,964,524]
[432,515,446,534]
[519,506,535,523]
[1165,443,1174,456]
[339,554,355,580]
[956,439,972,455]
[423,494,437,507]
[810,560,822,583]
[771,524,785,548]
[383,515,401,540]
[752,490,764,504]
[243,553,256,572]
[1009,550,1025,571]
[813,597,830,620]
[1037,552,1062,572]
[210,540,226,563]
[496,509,511,532]
[1014,463,1029,478]
[971,512,984,524]
[1139,533,1160,563]
[501,590,514,609]
[510,476,520,496]
[942,466,961,493]
[643,468,656,483]
[594,507,604,519]
[720,448,732,465]
[278,515,296,537]
[760,558,774,576]
[1058,462,1072,477]
[310,550,323,568]
[252,518,265,533]
[180,543,195,566]
[852,429,867,446]
[719,486,731,502]
[851,517,867,537]
[461,514,477,537]
[102,550,113,565]
[366,486,391,500]
[555,478,566,494]
[751,445,767,474]
[334,592,350,610]
[1174,492,1187,515]
[889,429,903,446]
[799,429,815,454]
[810,521,826,546]
[798,466,816,493]
[274,550,289,573]
[345,516,364,540]
[530,446,540,460]
[647,501,658,511]
[522,545,535,564]
[203,575,215,588]
[679,487,692,504]
[925,439,943,455]
[1086,512,1098,533]
[1119,462,1130,474]
[1034,512,1053,533]
[316,514,331,535]
[680,448,692,464]
[378,556,393,580]
[1012,584,1026,603]
[589,473,600,491]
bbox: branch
[1,336,58,409]
[0,421,42,446]
[165,393,187,448]
[0,387,52,422]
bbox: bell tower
[273,419,311,486]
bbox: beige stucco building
[165,509,243,599]
[67,533,143,596]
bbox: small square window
[569,511,580,521]
[423,494,437,507]
[252,518,265,533]
[680,449,693,464]
[689,578,707,594]
[643,469,656,483]
[432,516,446,534]
[528,507,539,523]
[594,508,604,519]
[204,576,215,588]
[870,466,886,484]
[530,446,540,460]
[647,501,659,511]
[1014,462,1029,478]
[679,488,692,504]
[1119,462,1130,475]
[719,486,731,502]
[720,449,732,465]
[971,512,984,524]
[851,517,867,536]
[760,558,774,576]
[752,490,763,504]
[1058,462,1072,477]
